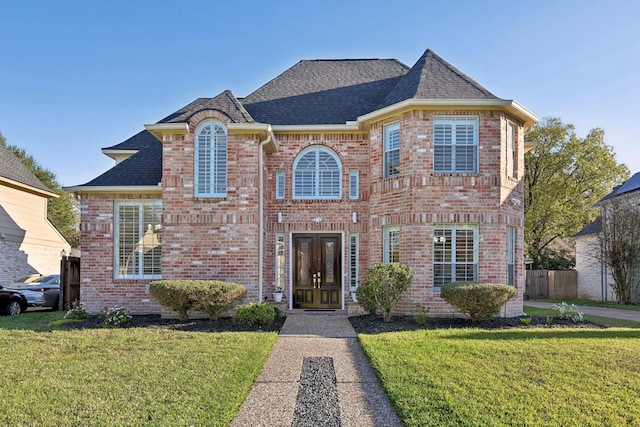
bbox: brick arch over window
[194,119,227,197]
[293,145,342,200]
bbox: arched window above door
[293,146,342,200]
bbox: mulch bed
[55,314,286,333]
[56,313,601,334]
[348,314,603,334]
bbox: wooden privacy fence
[525,270,577,299]
[59,255,81,310]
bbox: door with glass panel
[293,234,341,309]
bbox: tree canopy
[524,117,629,269]
[0,131,79,247]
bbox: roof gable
[379,49,497,108]
[0,143,55,195]
[159,90,254,124]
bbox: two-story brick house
[67,48,537,316]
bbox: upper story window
[114,200,162,280]
[293,146,342,200]
[195,119,227,197]
[276,170,285,200]
[349,170,359,200]
[384,122,400,178]
[434,117,478,173]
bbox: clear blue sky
[1,0,639,186]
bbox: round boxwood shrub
[440,282,517,322]
[149,280,247,320]
[234,302,279,326]
[356,263,413,322]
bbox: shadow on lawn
[443,328,640,341]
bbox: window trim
[383,122,400,178]
[349,233,359,292]
[433,116,479,174]
[349,170,359,200]
[507,226,516,286]
[114,200,162,280]
[433,224,478,292]
[194,119,228,198]
[383,226,400,264]
[507,121,517,178]
[292,145,342,200]
[276,232,286,290]
[276,170,285,200]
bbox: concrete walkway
[524,301,640,322]
[231,313,403,427]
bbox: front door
[293,233,341,309]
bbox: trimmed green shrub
[192,281,247,320]
[356,263,413,322]
[234,302,278,326]
[440,282,517,322]
[149,280,247,320]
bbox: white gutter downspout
[258,127,274,302]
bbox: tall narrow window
[293,146,342,199]
[507,122,517,178]
[349,233,359,292]
[434,117,478,173]
[507,226,516,286]
[195,119,227,197]
[276,233,285,290]
[276,170,285,200]
[383,226,400,263]
[384,122,400,178]
[433,225,478,291]
[349,170,359,200]
[114,200,162,279]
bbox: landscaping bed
[348,314,602,334]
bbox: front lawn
[359,327,640,426]
[0,313,278,426]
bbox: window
[384,226,400,263]
[293,146,342,199]
[276,233,285,290]
[349,170,359,200]
[195,119,227,197]
[115,200,162,279]
[507,122,517,178]
[276,170,285,200]
[349,233,359,292]
[433,225,478,291]
[507,226,516,286]
[434,117,478,173]
[384,122,400,178]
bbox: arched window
[194,119,227,197]
[293,146,342,200]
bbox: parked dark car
[6,274,60,309]
[0,285,28,315]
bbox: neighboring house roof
[573,216,602,238]
[0,143,57,196]
[597,172,640,204]
[242,58,409,125]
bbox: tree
[595,198,640,304]
[524,118,628,269]
[0,132,80,247]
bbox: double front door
[292,233,341,309]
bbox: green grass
[524,305,640,328]
[359,327,640,426]
[538,299,640,312]
[0,312,278,426]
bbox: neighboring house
[574,172,640,302]
[67,48,537,317]
[0,143,70,284]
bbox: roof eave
[357,99,539,132]
[0,176,58,198]
[227,123,279,154]
[271,124,364,134]
[64,185,162,195]
[144,123,190,141]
